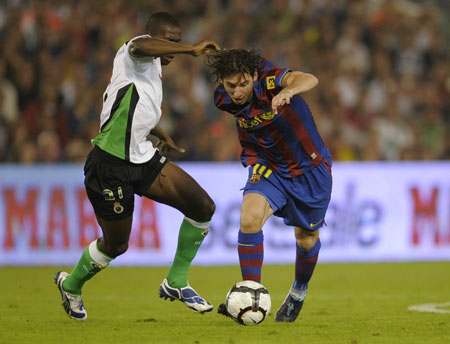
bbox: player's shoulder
[259,57,276,72]
[214,86,231,108]
[118,34,150,55]
[125,34,156,63]
[214,85,227,99]
[126,34,151,46]
[258,57,288,78]
[257,57,290,91]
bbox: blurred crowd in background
[0,0,449,163]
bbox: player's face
[222,72,258,105]
[153,24,181,65]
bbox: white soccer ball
[225,280,271,325]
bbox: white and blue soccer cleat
[159,278,213,313]
[54,271,87,321]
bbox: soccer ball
[225,280,271,325]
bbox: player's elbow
[129,42,140,57]
[290,71,318,92]
[307,73,319,90]
[129,39,149,57]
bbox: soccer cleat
[274,293,304,322]
[217,303,231,318]
[54,271,87,321]
[159,278,213,313]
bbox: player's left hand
[155,137,185,155]
[272,90,294,114]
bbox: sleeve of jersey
[257,58,289,95]
[262,67,291,97]
[124,35,155,71]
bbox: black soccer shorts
[84,145,168,220]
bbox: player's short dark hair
[145,12,180,35]
[207,49,264,83]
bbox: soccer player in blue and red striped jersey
[207,49,332,322]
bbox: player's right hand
[155,138,185,155]
[191,40,221,56]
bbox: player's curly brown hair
[207,49,264,83]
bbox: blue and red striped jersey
[214,58,330,177]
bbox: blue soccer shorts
[242,161,332,231]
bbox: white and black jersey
[92,35,163,163]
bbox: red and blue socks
[290,238,321,300]
[237,230,264,282]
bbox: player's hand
[271,90,294,114]
[155,137,185,155]
[191,40,221,56]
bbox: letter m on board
[3,188,39,249]
[410,186,440,245]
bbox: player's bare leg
[55,216,132,320]
[145,161,215,313]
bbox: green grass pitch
[1,262,449,344]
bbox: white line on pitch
[408,302,450,314]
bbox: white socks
[290,284,307,301]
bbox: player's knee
[108,242,129,258]
[240,212,263,233]
[296,238,316,252]
[184,196,216,222]
[191,196,215,222]
[203,197,216,219]
[295,230,318,252]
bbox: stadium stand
[0,0,448,163]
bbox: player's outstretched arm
[272,71,318,114]
[129,37,220,58]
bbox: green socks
[167,217,210,288]
[62,218,209,294]
[62,239,113,295]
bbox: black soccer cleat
[274,294,304,322]
[217,303,231,318]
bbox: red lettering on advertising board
[411,187,440,245]
[77,188,99,247]
[135,198,161,249]
[3,188,39,249]
[47,188,69,248]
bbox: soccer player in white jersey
[55,12,220,321]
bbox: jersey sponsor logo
[266,76,276,89]
[309,219,323,228]
[237,110,276,129]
